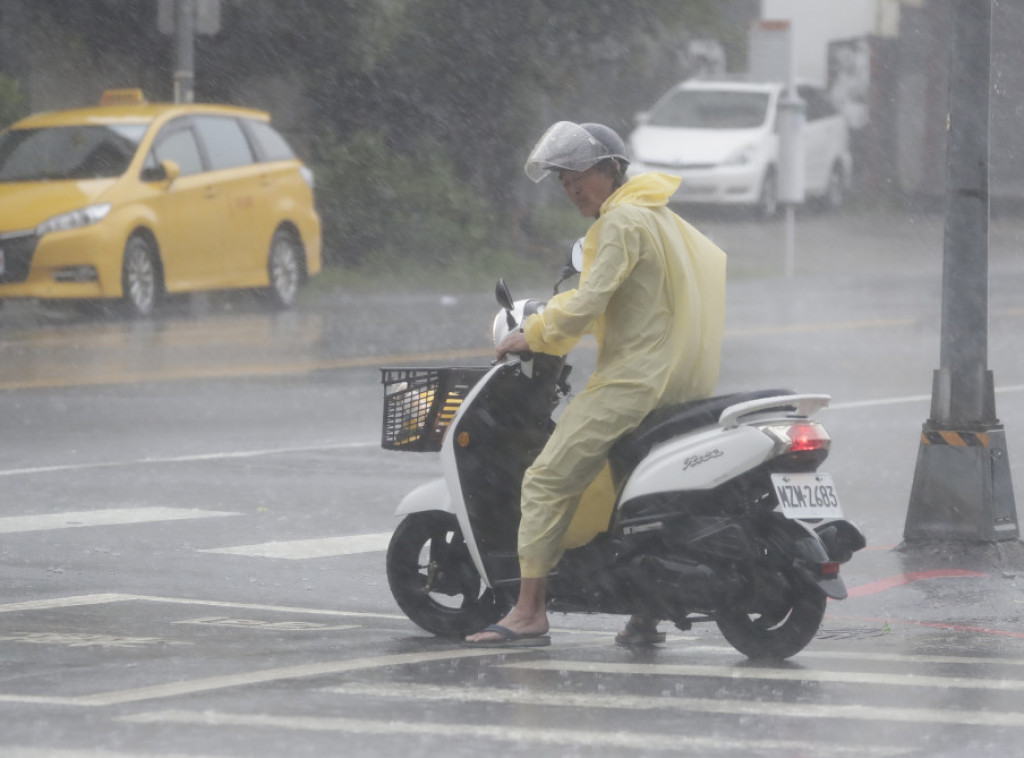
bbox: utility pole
[904,0,1019,543]
[174,0,196,104]
[159,0,218,103]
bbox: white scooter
[380,260,865,660]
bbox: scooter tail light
[787,423,830,452]
[758,421,831,454]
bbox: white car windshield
[648,91,771,130]
[0,124,147,182]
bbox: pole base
[905,424,1019,543]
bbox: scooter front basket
[380,367,488,451]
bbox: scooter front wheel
[386,511,509,637]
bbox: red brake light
[820,561,840,578]
[787,423,830,452]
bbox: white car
[628,79,852,219]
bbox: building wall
[761,0,878,85]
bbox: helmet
[524,121,629,183]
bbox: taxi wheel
[121,234,162,318]
[265,229,304,309]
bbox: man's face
[560,166,615,218]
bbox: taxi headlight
[36,203,112,237]
[721,143,759,167]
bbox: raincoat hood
[601,172,682,214]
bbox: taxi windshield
[649,90,771,129]
[0,124,147,182]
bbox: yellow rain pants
[517,172,727,578]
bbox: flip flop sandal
[615,620,666,647]
[463,624,551,648]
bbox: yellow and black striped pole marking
[920,431,991,448]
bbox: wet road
[2,208,1024,757]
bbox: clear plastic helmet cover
[524,121,625,183]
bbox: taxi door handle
[204,187,218,199]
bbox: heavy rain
[2,1,1024,756]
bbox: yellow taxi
[0,89,322,316]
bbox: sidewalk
[694,206,1024,281]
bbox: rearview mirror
[495,278,516,330]
[495,278,514,311]
[140,159,180,185]
[553,237,584,295]
[570,237,584,273]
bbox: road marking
[728,317,917,337]
[825,612,1024,640]
[0,631,182,648]
[847,569,988,597]
[4,385,1023,480]
[0,507,238,534]
[173,616,359,632]
[199,533,391,559]
[0,592,406,620]
[504,659,1024,692]
[76,649,529,707]
[118,709,910,756]
[681,643,1024,668]
[0,594,135,613]
[4,593,1024,668]
[4,749,225,758]
[829,383,1024,411]
[0,441,376,478]
[0,347,495,391]
[326,680,1024,728]
[0,649,528,708]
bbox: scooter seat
[608,389,795,480]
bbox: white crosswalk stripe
[118,708,912,756]
[198,533,391,559]
[326,679,1024,728]
[0,507,239,534]
[0,592,1022,755]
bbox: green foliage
[0,74,26,129]
[314,131,498,267]
[13,0,746,269]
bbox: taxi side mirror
[161,159,181,185]
[141,159,180,186]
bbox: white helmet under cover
[524,121,629,183]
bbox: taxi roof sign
[100,88,147,106]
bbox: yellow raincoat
[517,172,726,577]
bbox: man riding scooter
[465,121,728,647]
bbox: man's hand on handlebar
[496,330,530,361]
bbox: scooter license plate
[771,473,844,519]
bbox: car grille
[0,232,38,283]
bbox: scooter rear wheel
[386,511,508,637]
[715,585,827,660]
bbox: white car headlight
[36,203,112,237]
[722,143,759,167]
